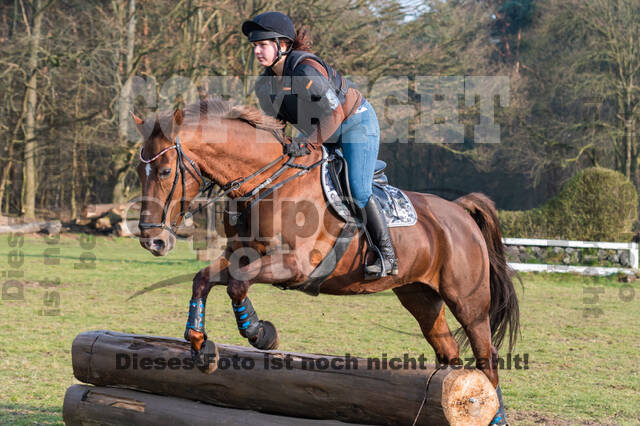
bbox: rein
[138,135,328,236]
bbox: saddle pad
[320,146,417,227]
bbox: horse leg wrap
[232,297,279,350]
[184,298,208,342]
[490,385,508,425]
[232,297,260,339]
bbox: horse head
[132,98,286,256]
[133,108,202,256]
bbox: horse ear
[130,111,144,126]
[173,108,183,126]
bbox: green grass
[0,234,639,425]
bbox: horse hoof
[249,320,279,350]
[191,340,218,374]
[489,412,508,425]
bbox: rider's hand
[283,136,312,157]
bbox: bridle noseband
[138,134,329,237]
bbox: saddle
[321,146,417,227]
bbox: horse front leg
[185,255,230,373]
[227,252,302,351]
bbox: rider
[242,11,397,278]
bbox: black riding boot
[361,196,398,279]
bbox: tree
[490,0,534,72]
[493,0,640,193]
[111,0,137,203]
[573,0,640,186]
[22,0,47,218]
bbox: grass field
[0,233,639,425]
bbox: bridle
[138,133,329,237]
[138,135,205,236]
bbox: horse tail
[454,192,521,352]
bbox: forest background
[2,0,639,223]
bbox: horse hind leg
[439,276,499,388]
[456,313,507,425]
[396,281,507,424]
[392,283,460,365]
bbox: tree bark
[112,0,136,203]
[70,70,86,218]
[63,384,360,426]
[0,108,24,214]
[22,0,44,218]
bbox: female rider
[242,11,397,278]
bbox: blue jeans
[332,99,380,208]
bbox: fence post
[630,242,639,269]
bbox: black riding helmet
[242,12,295,67]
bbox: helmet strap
[268,37,292,68]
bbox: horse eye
[159,168,172,178]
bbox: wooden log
[81,202,139,219]
[115,220,140,237]
[73,200,200,237]
[63,384,366,426]
[94,215,113,231]
[0,220,61,235]
[72,330,498,426]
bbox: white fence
[502,237,639,276]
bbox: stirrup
[364,264,386,280]
[389,259,399,275]
[364,249,398,280]
[364,260,398,280]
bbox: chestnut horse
[133,98,519,415]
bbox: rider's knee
[351,189,371,209]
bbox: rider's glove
[283,136,312,157]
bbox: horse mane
[184,97,284,133]
[147,97,285,141]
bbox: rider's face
[252,40,279,67]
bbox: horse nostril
[152,239,165,250]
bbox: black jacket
[254,50,356,142]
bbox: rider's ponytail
[292,26,313,52]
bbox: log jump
[63,385,360,426]
[64,330,499,425]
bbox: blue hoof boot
[490,385,508,425]
[490,412,507,425]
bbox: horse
[133,97,519,421]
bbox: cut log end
[441,368,500,426]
